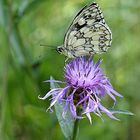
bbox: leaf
[50,76,75,140]
[109,109,134,116]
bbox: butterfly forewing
[63,2,112,58]
[72,2,105,25]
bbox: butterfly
[56,2,112,58]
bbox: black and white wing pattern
[57,2,112,58]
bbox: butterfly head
[56,45,65,54]
[56,45,74,58]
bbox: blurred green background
[0,0,140,140]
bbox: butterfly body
[57,2,112,58]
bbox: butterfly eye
[57,47,64,54]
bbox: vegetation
[0,0,140,139]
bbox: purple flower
[39,57,123,124]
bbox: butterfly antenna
[40,44,56,50]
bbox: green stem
[72,119,79,140]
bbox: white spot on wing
[73,39,86,47]
[78,18,86,25]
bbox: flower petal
[99,104,119,121]
[48,86,70,109]
[38,88,61,100]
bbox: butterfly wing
[63,2,112,58]
[72,2,105,25]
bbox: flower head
[39,57,123,123]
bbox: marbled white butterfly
[57,2,112,58]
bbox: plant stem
[72,119,79,140]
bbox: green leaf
[50,76,75,140]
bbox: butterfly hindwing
[67,22,112,57]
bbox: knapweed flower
[39,57,123,124]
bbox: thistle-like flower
[39,57,123,123]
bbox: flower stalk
[72,119,79,140]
